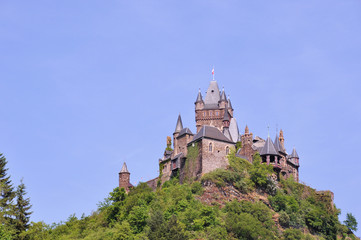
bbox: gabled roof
[119,162,129,173]
[191,125,234,144]
[174,114,183,133]
[177,128,193,138]
[220,89,227,102]
[204,81,220,105]
[291,148,299,158]
[195,89,203,103]
[229,118,240,143]
[259,136,279,156]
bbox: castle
[119,79,300,191]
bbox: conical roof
[223,105,231,122]
[120,162,129,173]
[291,148,299,158]
[204,81,220,105]
[274,134,281,152]
[174,114,183,133]
[195,89,203,103]
[260,136,279,156]
[228,98,233,109]
[220,88,227,102]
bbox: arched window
[209,143,212,152]
[226,146,229,155]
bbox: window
[215,111,219,116]
[209,143,212,152]
[203,112,206,117]
[226,146,229,155]
[210,111,212,116]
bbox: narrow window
[209,143,212,152]
[210,111,213,116]
[216,111,219,116]
[226,146,229,155]
[203,112,206,117]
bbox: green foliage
[282,228,303,240]
[235,141,242,151]
[15,179,33,233]
[0,153,15,228]
[190,181,203,195]
[344,213,358,232]
[249,153,274,188]
[183,143,199,183]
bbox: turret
[222,105,230,128]
[119,162,131,193]
[279,129,285,151]
[260,136,281,173]
[219,87,227,109]
[173,114,183,155]
[195,89,204,110]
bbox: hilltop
[17,151,358,240]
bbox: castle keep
[119,79,300,190]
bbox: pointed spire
[223,105,231,122]
[291,148,299,158]
[120,162,129,173]
[220,87,227,102]
[174,114,183,133]
[204,81,220,105]
[260,136,279,156]
[227,96,233,109]
[245,125,249,134]
[195,88,203,103]
[274,134,281,152]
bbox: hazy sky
[1,0,360,235]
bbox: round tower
[119,162,130,193]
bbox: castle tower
[173,114,183,155]
[222,105,232,140]
[195,81,232,132]
[290,148,300,182]
[279,129,285,151]
[195,89,204,111]
[260,136,282,174]
[227,96,233,117]
[119,162,130,193]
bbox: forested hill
[1,152,359,240]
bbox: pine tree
[0,153,15,226]
[15,179,32,233]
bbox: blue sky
[0,0,360,235]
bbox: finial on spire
[212,66,215,80]
[267,125,270,137]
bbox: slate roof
[259,136,279,156]
[274,134,281,152]
[228,98,233,109]
[223,127,232,142]
[174,114,183,133]
[223,106,231,121]
[229,118,240,143]
[191,125,234,144]
[220,89,227,101]
[203,104,219,110]
[204,81,220,105]
[195,89,203,103]
[291,148,299,158]
[177,128,193,138]
[120,162,129,173]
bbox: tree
[344,213,358,232]
[15,179,33,233]
[0,153,15,227]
